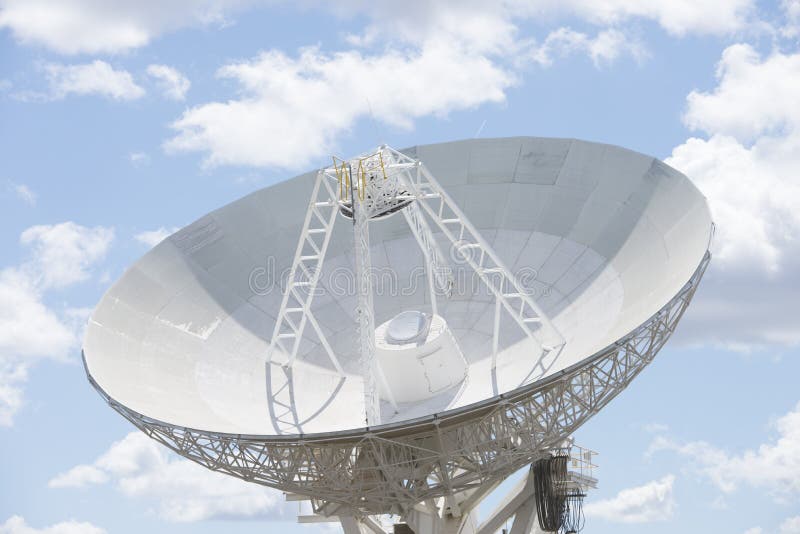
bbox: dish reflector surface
[84,137,712,436]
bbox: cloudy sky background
[1,1,799,532]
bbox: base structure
[292,443,596,534]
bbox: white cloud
[20,222,114,289]
[0,269,75,359]
[336,0,754,46]
[0,362,28,427]
[782,516,800,533]
[683,44,800,141]
[548,0,755,36]
[668,45,800,273]
[49,464,108,488]
[10,183,37,206]
[146,64,190,101]
[649,402,800,501]
[0,0,250,54]
[528,27,647,68]
[50,432,285,522]
[667,134,800,274]
[664,43,800,351]
[337,1,519,55]
[584,475,676,523]
[43,61,144,101]
[0,516,105,534]
[0,0,755,57]
[165,43,514,168]
[744,528,763,534]
[134,226,178,248]
[781,0,800,37]
[0,222,113,426]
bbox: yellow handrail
[332,151,386,202]
[379,152,387,180]
[343,163,351,200]
[333,156,343,200]
[357,159,366,201]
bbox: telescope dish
[83,137,712,523]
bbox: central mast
[350,161,381,426]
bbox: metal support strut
[266,170,344,374]
[350,164,382,426]
[383,146,565,373]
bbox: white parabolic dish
[83,137,712,512]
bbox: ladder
[265,171,344,374]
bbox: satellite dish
[83,137,712,533]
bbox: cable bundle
[532,454,587,533]
[561,489,586,534]
[533,455,568,532]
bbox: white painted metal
[492,296,501,369]
[266,170,343,374]
[476,469,536,534]
[385,146,565,355]
[350,164,382,426]
[375,314,467,404]
[401,200,454,310]
[83,136,713,529]
[85,137,712,435]
[85,250,709,517]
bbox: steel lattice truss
[84,251,710,517]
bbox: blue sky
[1,1,799,533]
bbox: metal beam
[384,147,564,368]
[266,170,342,373]
[476,468,536,534]
[351,164,381,426]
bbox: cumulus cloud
[0,516,105,534]
[548,0,755,36]
[584,475,676,523]
[669,44,800,273]
[146,64,190,101]
[0,222,113,425]
[664,43,800,351]
[20,222,115,289]
[43,61,144,101]
[336,0,754,45]
[0,0,755,55]
[50,432,285,522]
[668,134,800,274]
[0,0,249,55]
[165,43,514,168]
[0,269,75,361]
[528,27,648,67]
[134,226,178,248]
[683,44,800,141]
[649,402,800,500]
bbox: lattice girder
[85,251,710,516]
